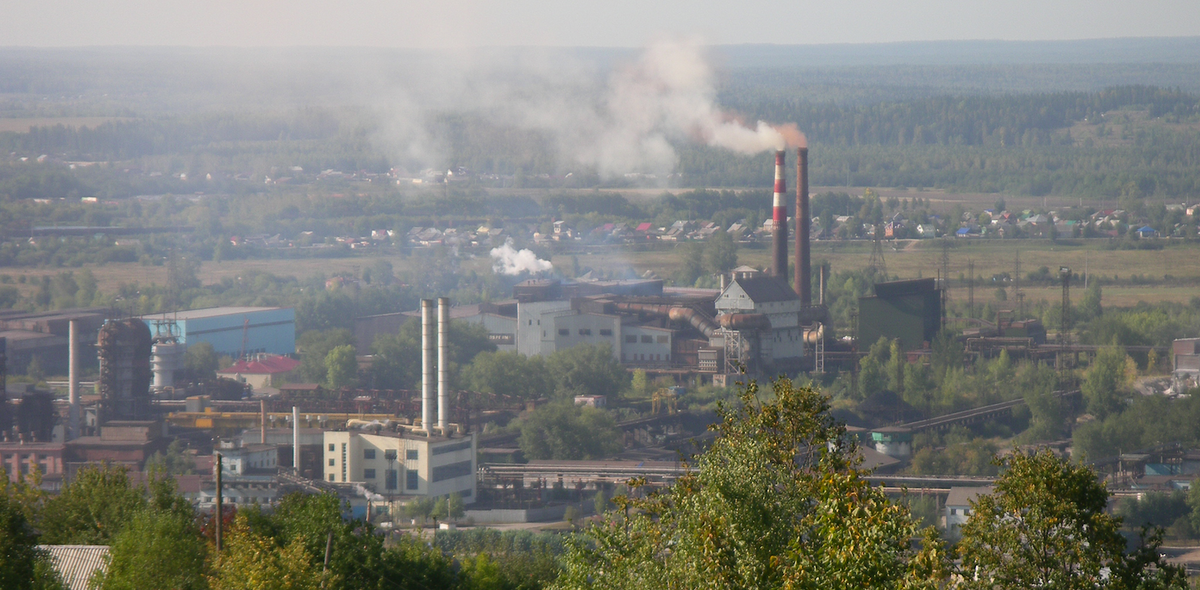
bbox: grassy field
[0,117,134,134]
[1,238,1196,309]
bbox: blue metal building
[141,307,296,358]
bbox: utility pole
[215,453,223,552]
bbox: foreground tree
[39,464,146,545]
[553,377,948,590]
[100,509,207,590]
[957,449,1188,590]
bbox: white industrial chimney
[437,297,450,435]
[421,299,435,434]
[292,406,299,476]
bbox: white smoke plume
[367,39,803,178]
[490,239,554,275]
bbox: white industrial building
[715,275,805,363]
[323,430,477,503]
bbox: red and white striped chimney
[771,150,788,279]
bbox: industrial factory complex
[0,147,1078,526]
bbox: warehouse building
[141,307,296,358]
[857,279,942,351]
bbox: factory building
[323,430,477,503]
[350,149,830,379]
[715,273,805,363]
[857,279,943,350]
[140,307,296,358]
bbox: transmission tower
[869,223,888,278]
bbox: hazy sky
[5,0,1200,48]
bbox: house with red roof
[217,354,301,390]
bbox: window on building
[329,444,335,451]
[558,328,569,336]
[625,335,637,343]
[329,458,335,466]
[384,449,397,461]
[641,335,652,343]
[329,474,335,481]
[656,335,668,343]
[950,508,957,515]
[406,470,419,490]
[599,329,612,336]
[386,469,398,490]
[406,449,418,461]
[364,449,376,460]
[578,328,591,336]
[364,468,376,479]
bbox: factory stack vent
[421,299,435,434]
[292,406,299,475]
[437,297,450,434]
[771,150,788,279]
[795,146,811,305]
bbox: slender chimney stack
[437,297,450,435]
[770,150,788,280]
[421,299,435,434]
[68,319,79,440]
[292,406,299,476]
[795,147,811,305]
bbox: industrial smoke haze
[369,40,803,178]
[490,239,554,275]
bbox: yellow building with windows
[322,430,476,503]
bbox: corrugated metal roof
[39,545,110,590]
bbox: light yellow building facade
[322,430,477,503]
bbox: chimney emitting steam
[771,150,788,280]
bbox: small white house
[945,486,992,539]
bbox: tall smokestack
[770,150,788,280]
[421,299,435,434]
[292,406,299,476]
[795,147,811,305]
[68,319,79,440]
[437,297,450,435]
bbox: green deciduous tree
[957,449,1187,590]
[703,228,738,274]
[517,402,623,460]
[544,343,629,399]
[462,351,553,401]
[39,464,146,545]
[100,509,207,590]
[1082,345,1131,419]
[553,377,949,590]
[324,344,358,389]
[297,328,354,385]
[209,515,323,590]
[0,490,45,590]
[184,342,219,380]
